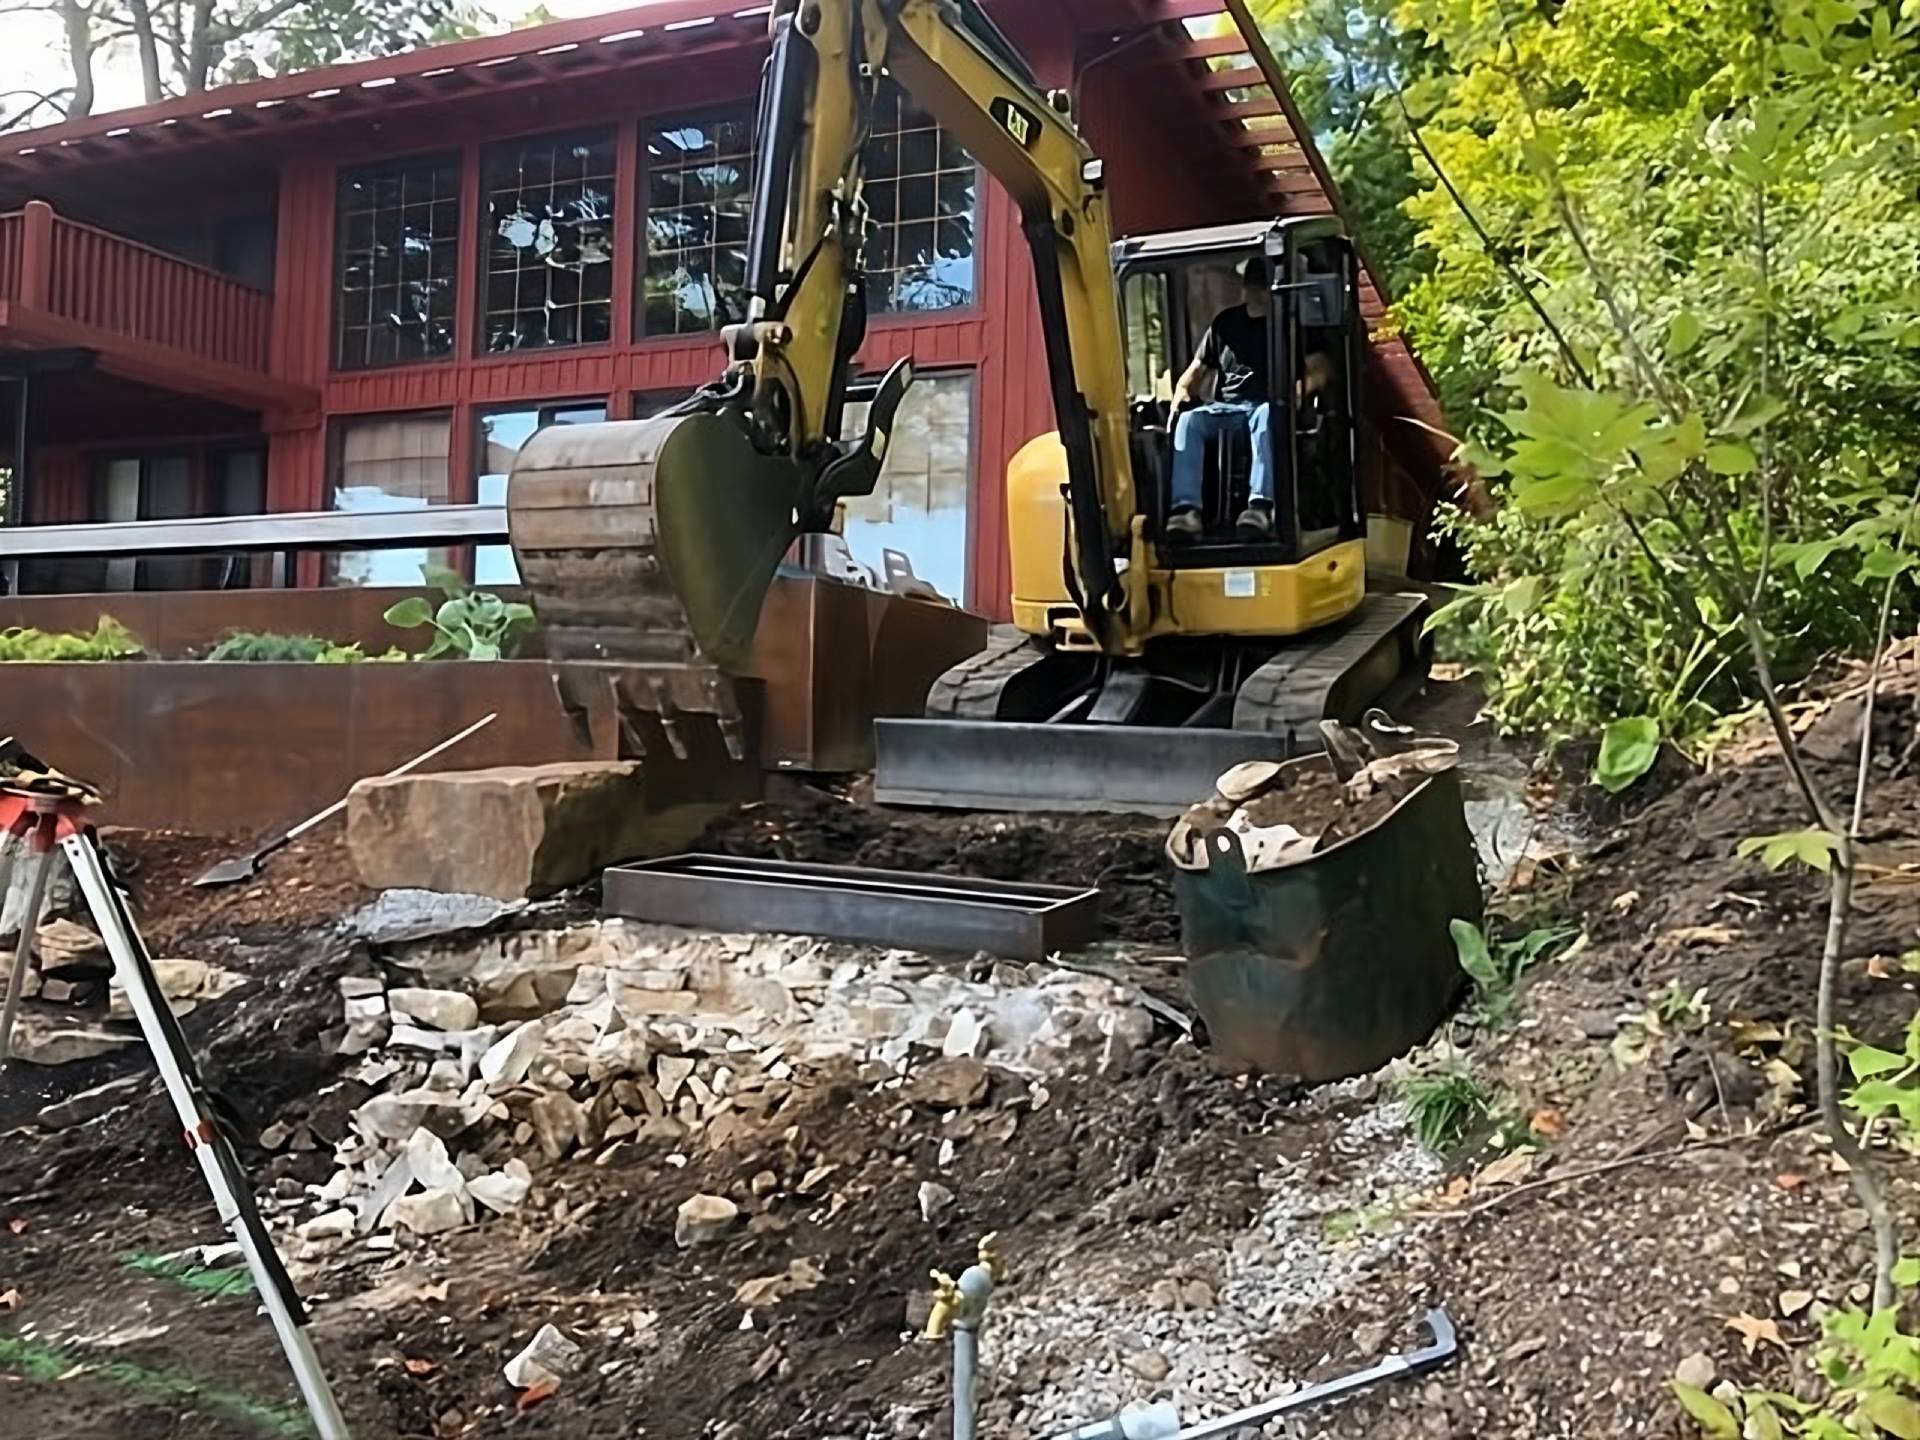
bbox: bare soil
[4,668,1920,1439]
[696,784,1180,945]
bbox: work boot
[1164,506,1203,544]
[1236,500,1275,541]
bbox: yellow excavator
[506,0,1428,813]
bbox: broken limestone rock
[675,1193,740,1248]
[386,987,480,1033]
[35,918,107,977]
[348,761,716,901]
[404,1128,470,1200]
[469,1160,534,1215]
[504,1324,584,1390]
[296,1209,356,1243]
[6,1018,137,1066]
[529,1091,592,1162]
[108,958,246,1021]
[36,1074,146,1130]
[480,1021,546,1085]
[350,889,524,946]
[386,1188,468,1237]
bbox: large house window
[97,454,194,591]
[861,86,976,314]
[474,401,608,584]
[484,130,618,352]
[639,87,976,336]
[838,370,973,603]
[329,412,453,587]
[643,113,755,337]
[334,155,461,370]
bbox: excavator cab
[1115,217,1365,564]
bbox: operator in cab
[1164,255,1333,543]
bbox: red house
[0,0,1450,611]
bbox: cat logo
[990,96,1040,149]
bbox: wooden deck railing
[0,200,272,372]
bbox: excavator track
[1232,591,1431,738]
[875,592,1432,814]
[924,627,1065,720]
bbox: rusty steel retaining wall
[2,578,988,832]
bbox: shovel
[192,712,498,887]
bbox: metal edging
[602,852,1102,960]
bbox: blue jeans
[1172,401,1271,514]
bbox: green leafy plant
[1675,1258,1920,1438]
[0,617,145,661]
[1451,917,1581,1027]
[1739,828,1844,873]
[383,562,534,661]
[1395,1064,1493,1153]
[206,632,403,663]
[1594,716,1662,794]
[1843,1011,1920,1152]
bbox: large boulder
[347,761,720,901]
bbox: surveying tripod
[0,761,351,1439]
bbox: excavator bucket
[651,412,809,669]
[507,412,805,669]
[507,410,807,780]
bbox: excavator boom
[506,0,1431,813]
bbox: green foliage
[1247,0,1436,295]
[1737,827,1842,872]
[1843,1010,1920,1144]
[1451,917,1580,1026]
[0,618,145,661]
[1679,1256,1920,1437]
[383,563,535,661]
[1390,0,1920,743]
[206,631,403,663]
[1395,1064,1493,1151]
[1594,715,1661,793]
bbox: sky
[1,0,628,128]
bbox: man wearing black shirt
[1165,255,1332,542]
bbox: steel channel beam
[0,505,509,558]
[602,853,1102,960]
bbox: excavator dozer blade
[872,719,1297,816]
[872,594,1432,816]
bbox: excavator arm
[654,0,1142,658]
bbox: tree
[1251,0,1437,296]
[1394,0,1920,1316]
[0,0,495,130]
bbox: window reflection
[475,402,607,584]
[484,131,619,352]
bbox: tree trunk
[127,0,165,103]
[185,0,217,92]
[59,0,96,118]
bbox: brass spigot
[925,1268,960,1340]
[977,1231,1004,1281]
